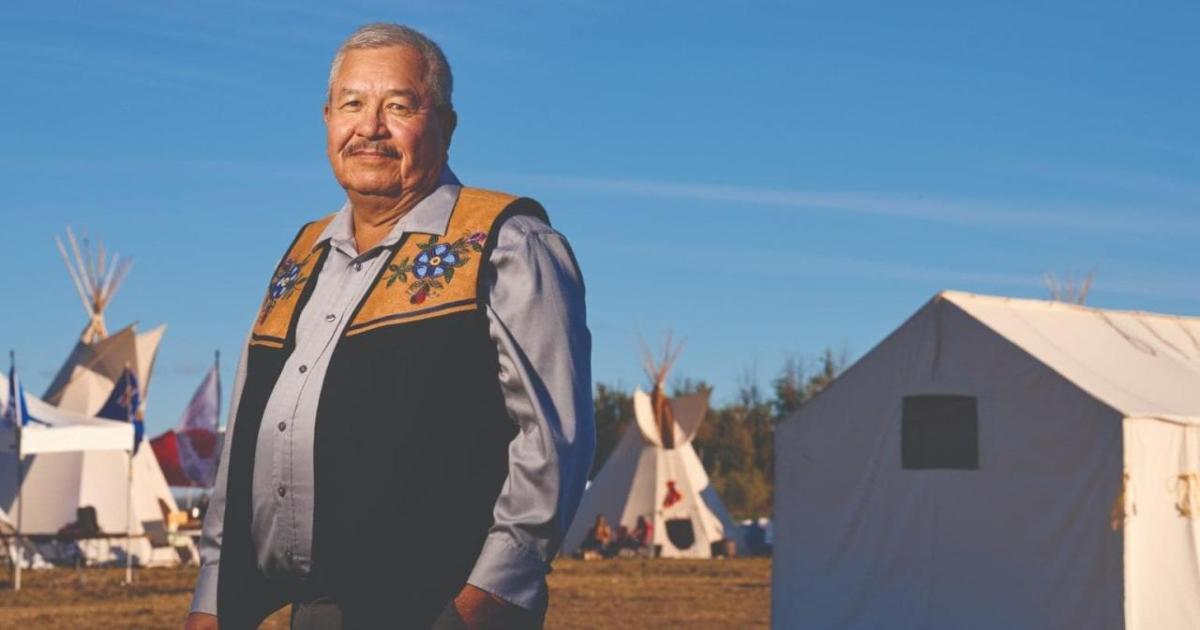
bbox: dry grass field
[0,558,770,629]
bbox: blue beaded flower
[259,255,311,323]
[270,260,303,298]
[385,232,487,304]
[413,243,459,279]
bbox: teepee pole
[106,259,134,316]
[65,228,96,301]
[84,235,100,303]
[55,236,93,321]
[58,227,131,343]
[65,228,105,342]
[99,251,118,307]
[640,334,686,449]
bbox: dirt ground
[0,557,770,629]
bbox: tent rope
[1174,472,1199,519]
[1110,471,1134,531]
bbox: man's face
[324,46,455,200]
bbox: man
[185,23,594,630]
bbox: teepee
[43,228,165,413]
[0,229,188,567]
[562,338,742,558]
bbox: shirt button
[298,364,308,373]
[354,262,363,272]
[277,486,286,497]
[325,313,336,323]
[278,421,287,432]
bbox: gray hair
[328,23,454,111]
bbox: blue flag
[5,363,35,429]
[98,367,143,452]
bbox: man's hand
[453,584,535,630]
[183,612,218,630]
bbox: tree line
[590,349,847,519]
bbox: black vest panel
[217,197,544,629]
[313,308,514,627]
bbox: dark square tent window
[902,395,978,470]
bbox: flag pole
[125,448,133,585]
[14,453,23,592]
[124,361,134,586]
[214,349,221,429]
[11,350,23,592]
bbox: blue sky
[1,1,1197,436]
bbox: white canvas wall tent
[773,291,1200,630]
[0,372,192,567]
[562,343,744,558]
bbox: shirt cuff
[466,531,549,610]
[190,563,219,615]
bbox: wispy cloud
[1017,161,1200,207]
[0,157,324,180]
[621,242,1200,304]
[490,173,1200,236]
[0,42,260,95]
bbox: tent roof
[938,291,1200,420]
[1,373,134,455]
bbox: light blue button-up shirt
[191,166,594,613]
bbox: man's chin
[339,178,405,198]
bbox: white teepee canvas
[562,343,743,558]
[43,323,166,416]
[44,228,166,414]
[0,231,190,566]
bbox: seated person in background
[57,506,101,538]
[611,524,631,556]
[631,515,653,551]
[580,514,613,558]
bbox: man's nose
[353,106,388,138]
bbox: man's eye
[387,103,414,115]
[341,100,362,110]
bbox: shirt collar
[316,165,462,255]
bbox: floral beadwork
[385,231,487,304]
[259,254,311,323]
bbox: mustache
[343,141,400,158]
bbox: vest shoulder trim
[250,214,336,348]
[346,187,529,336]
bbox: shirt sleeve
[466,213,595,610]
[190,333,252,615]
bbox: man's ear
[323,102,331,125]
[441,109,458,154]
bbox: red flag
[150,364,221,487]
